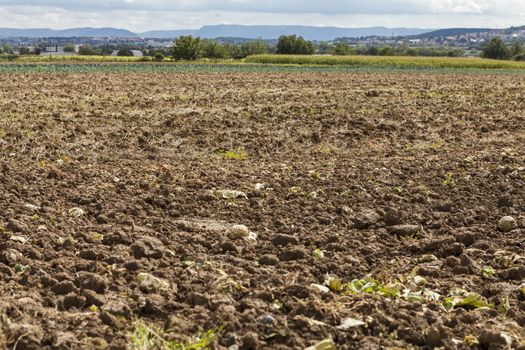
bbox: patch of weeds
[442,173,456,187]
[129,320,222,350]
[340,190,352,198]
[314,144,333,155]
[443,291,493,311]
[117,95,130,103]
[393,186,404,193]
[325,276,403,299]
[498,295,511,314]
[308,171,322,180]
[463,156,476,164]
[216,147,248,161]
[430,139,446,149]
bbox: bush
[0,54,19,61]
[154,52,165,61]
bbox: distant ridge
[414,28,493,38]
[140,25,430,40]
[0,25,429,41]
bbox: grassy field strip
[245,54,525,70]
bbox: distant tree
[513,53,525,61]
[117,47,134,56]
[405,48,418,56]
[481,37,510,60]
[201,39,229,59]
[18,47,31,55]
[2,44,13,54]
[34,48,41,56]
[366,46,379,56]
[100,46,113,56]
[276,35,314,55]
[317,41,331,54]
[241,39,268,57]
[510,41,524,57]
[334,42,352,55]
[63,44,75,53]
[78,45,97,55]
[379,46,396,56]
[172,35,202,60]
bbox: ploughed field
[0,71,524,350]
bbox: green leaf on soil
[443,293,493,311]
[13,263,28,274]
[313,249,324,260]
[442,173,455,187]
[130,320,222,350]
[347,277,382,294]
[481,266,496,278]
[216,148,247,161]
[463,335,479,346]
[271,299,283,310]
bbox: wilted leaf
[68,207,85,218]
[325,276,343,292]
[337,318,365,330]
[305,338,336,350]
[212,189,247,199]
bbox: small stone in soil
[498,216,517,232]
[279,248,306,261]
[272,234,299,246]
[259,254,279,266]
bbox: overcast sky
[0,0,523,31]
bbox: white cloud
[0,1,523,31]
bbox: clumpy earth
[0,71,524,349]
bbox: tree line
[3,34,524,61]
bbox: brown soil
[0,72,524,350]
